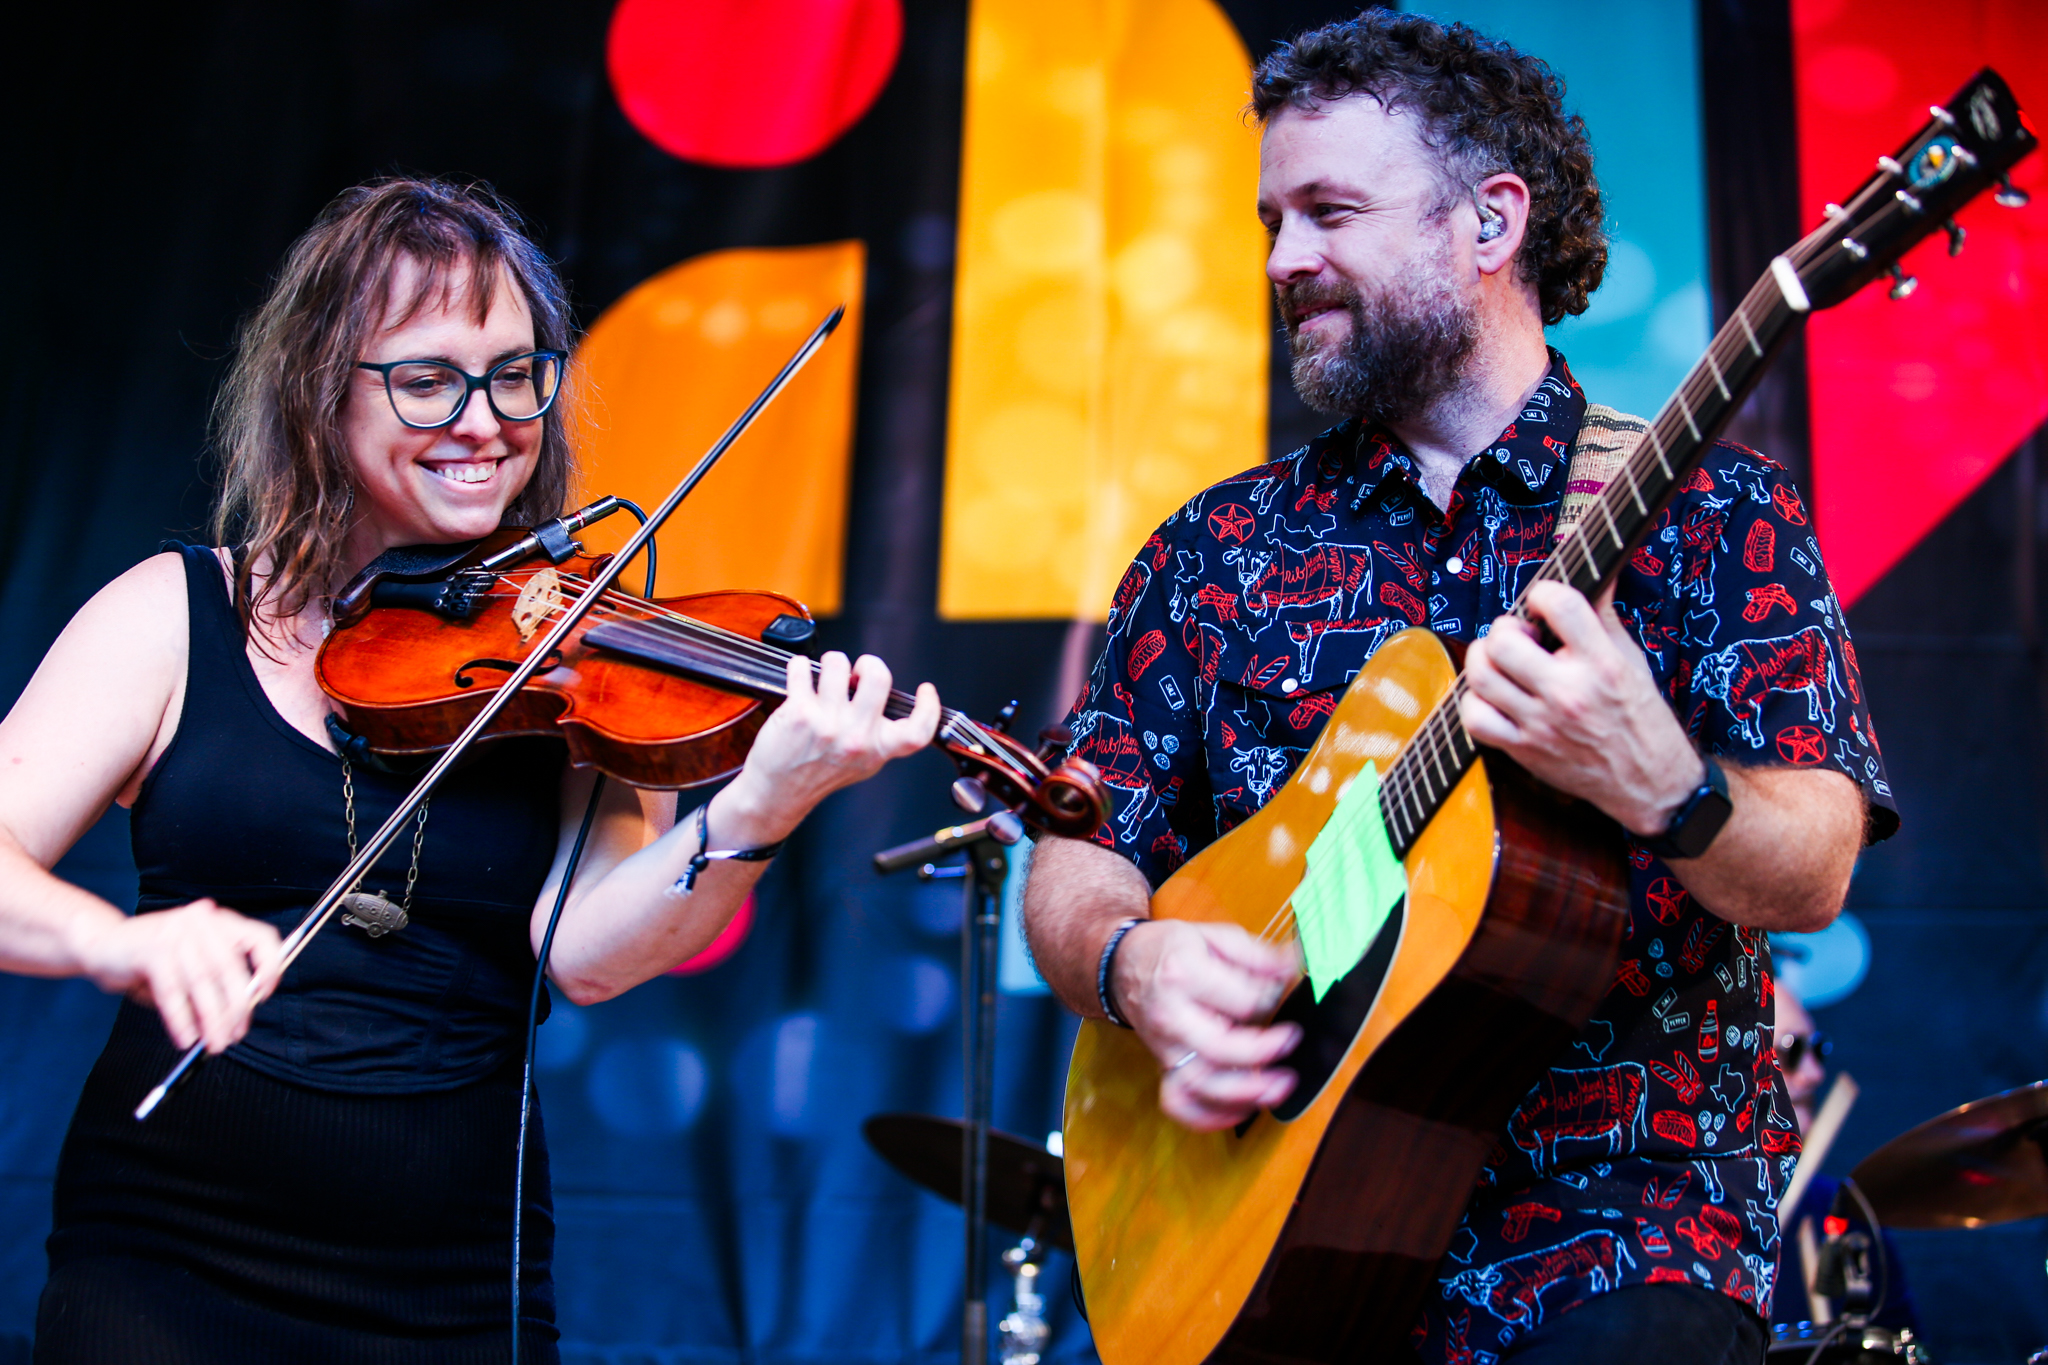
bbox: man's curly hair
[1251,10,1607,326]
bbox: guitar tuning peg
[1944,218,1966,256]
[1887,264,1919,300]
[993,698,1020,733]
[1996,175,2031,209]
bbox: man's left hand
[1459,579,1700,837]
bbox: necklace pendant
[340,891,408,938]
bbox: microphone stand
[875,804,1026,1365]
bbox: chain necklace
[337,759,430,938]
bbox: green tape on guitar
[1290,760,1408,1002]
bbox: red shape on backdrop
[1794,0,2048,605]
[608,0,902,168]
[667,892,754,975]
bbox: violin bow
[136,306,847,1120]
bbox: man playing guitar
[1022,13,1895,1362]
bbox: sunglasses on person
[1776,1028,1833,1070]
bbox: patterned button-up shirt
[1063,353,1896,1362]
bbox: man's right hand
[1111,918,1304,1131]
[73,900,282,1054]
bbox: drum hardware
[1826,1077,2048,1364]
[1787,1073,1862,1323]
[1767,1321,1930,1363]
[859,1113,1073,1252]
[862,1113,1072,1365]
[998,1235,1050,1365]
[1850,1080,2048,1229]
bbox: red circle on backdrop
[608,0,903,168]
[667,892,755,975]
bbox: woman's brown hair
[211,177,577,638]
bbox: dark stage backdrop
[0,3,2043,1363]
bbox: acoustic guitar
[1062,69,2035,1365]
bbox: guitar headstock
[1790,66,2036,312]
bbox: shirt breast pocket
[1209,621,1407,751]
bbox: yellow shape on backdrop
[941,0,1269,620]
[572,241,865,613]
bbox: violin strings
[484,569,1002,755]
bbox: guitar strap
[1552,402,1651,552]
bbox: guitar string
[1296,268,1783,944]
[1368,263,1806,859]
[1379,242,1830,845]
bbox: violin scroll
[938,722,1109,841]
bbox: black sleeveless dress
[35,545,567,1364]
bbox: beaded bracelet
[1095,917,1145,1028]
[672,803,786,893]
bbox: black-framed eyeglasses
[355,350,567,430]
[1776,1028,1833,1070]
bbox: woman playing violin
[0,177,939,1363]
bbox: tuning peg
[1996,175,2031,209]
[993,698,1020,733]
[1036,724,1073,765]
[951,777,991,814]
[1887,264,1919,300]
[1944,218,1967,255]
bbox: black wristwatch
[1639,755,1732,861]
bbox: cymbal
[862,1112,1072,1252]
[1850,1079,2048,1229]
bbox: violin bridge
[511,568,563,645]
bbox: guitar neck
[1378,251,1820,857]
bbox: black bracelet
[673,803,786,893]
[1096,917,1144,1028]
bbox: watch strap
[1640,756,1733,862]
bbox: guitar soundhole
[1264,897,1406,1124]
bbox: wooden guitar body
[1063,629,1630,1365]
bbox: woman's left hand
[714,651,940,845]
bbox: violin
[316,522,1111,840]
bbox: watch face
[1672,785,1734,860]
[1647,761,1733,862]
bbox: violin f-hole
[454,650,563,689]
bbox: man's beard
[1281,245,1478,426]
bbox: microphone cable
[512,774,606,1364]
[510,496,659,1361]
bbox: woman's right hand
[72,901,282,1054]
